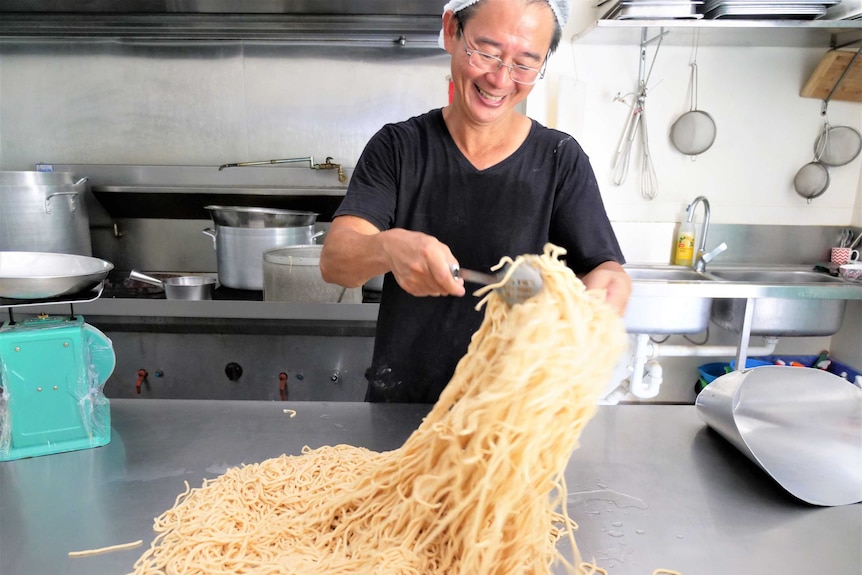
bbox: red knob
[279,372,288,401]
[136,369,148,395]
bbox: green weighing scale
[0,288,115,462]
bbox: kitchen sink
[623,265,718,335]
[623,264,857,337]
[709,268,847,336]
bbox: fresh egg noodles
[130,244,628,575]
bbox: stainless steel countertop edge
[73,298,381,321]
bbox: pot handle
[202,227,217,250]
[44,191,78,214]
[311,230,326,243]
[129,270,165,289]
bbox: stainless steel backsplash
[0,40,450,170]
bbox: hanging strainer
[794,160,830,202]
[814,122,862,167]
[794,119,834,203]
[670,63,716,157]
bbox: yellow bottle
[674,220,695,266]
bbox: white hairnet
[442,0,571,32]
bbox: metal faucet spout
[686,195,715,272]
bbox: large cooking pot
[0,171,92,255]
[202,206,321,290]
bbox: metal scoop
[450,263,543,306]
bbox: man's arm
[319,215,465,298]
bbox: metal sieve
[814,123,862,167]
[793,160,830,203]
[670,38,716,158]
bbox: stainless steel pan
[0,251,113,299]
[129,270,215,300]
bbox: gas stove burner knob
[225,362,243,382]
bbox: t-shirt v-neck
[437,111,535,175]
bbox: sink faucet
[686,195,727,272]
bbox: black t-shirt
[334,109,624,403]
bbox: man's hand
[381,229,465,297]
[581,261,632,316]
[320,215,465,298]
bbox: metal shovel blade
[451,263,543,305]
[696,365,862,506]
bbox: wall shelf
[573,19,862,48]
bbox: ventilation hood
[0,1,445,46]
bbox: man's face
[445,0,555,126]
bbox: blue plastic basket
[697,354,862,392]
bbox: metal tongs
[450,263,543,306]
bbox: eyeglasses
[461,34,547,86]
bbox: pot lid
[204,205,318,228]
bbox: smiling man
[320,0,630,404]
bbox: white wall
[529,9,862,228]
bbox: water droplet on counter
[607,530,624,538]
[611,521,623,527]
[635,529,645,535]
[567,487,648,510]
[676,534,684,539]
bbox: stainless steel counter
[1,401,858,575]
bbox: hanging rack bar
[638,27,666,94]
[640,26,668,48]
[821,44,862,115]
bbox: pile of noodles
[130,243,628,575]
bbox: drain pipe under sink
[624,334,780,400]
[648,336,780,358]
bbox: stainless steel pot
[263,245,347,303]
[0,171,92,255]
[129,270,215,300]
[202,205,322,290]
[202,224,323,290]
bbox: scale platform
[0,313,115,461]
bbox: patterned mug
[831,247,860,265]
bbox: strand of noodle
[69,540,143,557]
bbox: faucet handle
[701,242,728,265]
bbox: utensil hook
[638,27,666,96]
[688,63,699,112]
[688,30,700,111]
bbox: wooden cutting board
[800,50,862,103]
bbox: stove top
[102,270,263,301]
